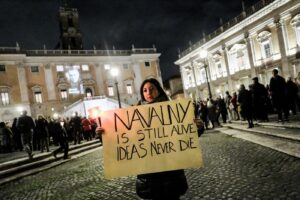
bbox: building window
[262,41,272,58]
[0,64,5,72]
[1,92,9,106]
[145,62,150,67]
[34,92,43,103]
[104,64,111,70]
[108,86,114,96]
[126,84,133,94]
[31,66,39,73]
[56,65,64,72]
[291,14,300,46]
[123,64,129,69]
[257,31,272,59]
[61,89,68,100]
[85,88,93,98]
[82,64,89,71]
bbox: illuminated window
[0,64,6,72]
[126,84,133,94]
[262,41,272,58]
[85,88,93,97]
[104,64,111,70]
[123,64,129,69]
[145,62,150,67]
[31,66,39,73]
[61,89,68,100]
[82,64,89,71]
[56,65,64,72]
[34,92,43,103]
[1,92,9,105]
[108,86,114,96]
[291,14,300,46]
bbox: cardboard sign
[100,98,203,179]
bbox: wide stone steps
[217,122,300,158]
[0,140,102,185]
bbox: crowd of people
[0,111,99,159]
[194,69,300,129]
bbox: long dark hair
[140,78,168,102]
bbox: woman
[97,78,188,200]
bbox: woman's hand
[96,127,105,136]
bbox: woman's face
[143,82,159,103]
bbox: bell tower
[58,0,83,50]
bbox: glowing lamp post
[200,50,212,99]
[111,68,121,108]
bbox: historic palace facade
[0,47,161,121]
[0,3,162,122]
[175,0,300,100]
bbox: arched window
[85,88,93,98]
[291,14,300,46]
[257,31,273,59]
[32,86,43,104]
[0,86,10,106]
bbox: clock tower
[58,0,83,50]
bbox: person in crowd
[231,92,240,120]
[216,96,227,123]
[52,117,69,159]
[12,118,23,151]
[269,69,289,122]
[97,78,188,200]
[35,115,49,153]
[238,84,254,128]
[286,77,298,115]
[224,91,232,123]
[207,98,218,128]
[81,117,92,141]
[0,122,13,153]
[70,112,82,145]
[251,77,269,122]
[16,110,35,159]
[199,100,209,130]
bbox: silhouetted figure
[238,84,254,128]
[12,118,23,151]
[16,110,35,159]
[269,69,289,122]
[286,77,298,115]
[70,112,82,145]
[251,77,268,121]
[52,119,69,159]
[35,115,49,153]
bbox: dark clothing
[36,118,49,152]
[52,122,69,159]
[70,116,82,144]
[269,75,288,121]
[238,89,254,128]
[251,82,268,120]
[136,170,188,200]
[216,98,227,123]
[286,80,298,115]
[16,114,35,158]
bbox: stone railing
[0,47,157,56]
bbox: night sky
[0,0,260,81]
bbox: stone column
[275,19,290,78]
[222,45,233,92]
[179,65,189,98]
[132,62,143,96]
[245,34,256,78]
[17,63,29,102]
[44,64,56,100]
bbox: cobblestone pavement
[0,131,299,200]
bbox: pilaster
[222,45,233,92]
[44,64,56,100]
[17,63,29,103]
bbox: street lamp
[200,50,213,99]
[111,68,121,108]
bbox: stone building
[0,2,162,122]
[175,0,300,100]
